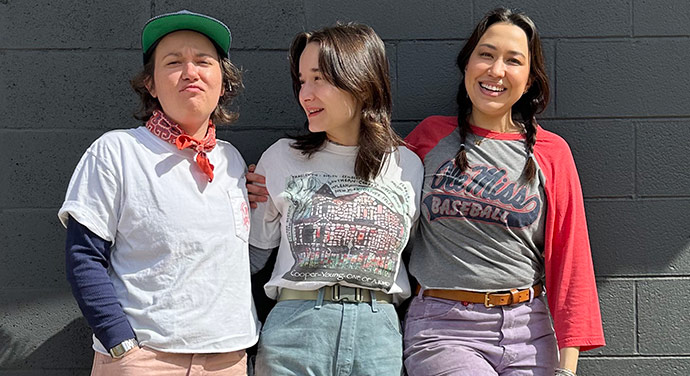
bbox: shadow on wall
[0,318,92,371]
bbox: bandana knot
[146,110,217,182]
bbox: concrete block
[540,40,556,119]
[394,121,422,140]
[540,119,635,198]
[396,41,463,120]
[0,130,104,209]
[305,0,474,40]
[474,0,631,37]
[228,50,304,130]
[0,290,91,369]
[217,128,297,165]
[155,0,304,49]
[586,199,690,276]
[634,0,690,36]
[556,39,690,117]
[638,280,690,354]
[578,357,690,375]
[587,279,635,356]
[0,51,141,130]
[0,210,68,289]
[0,0,148,49]
[636,120,690,196]
[386,43,397,104]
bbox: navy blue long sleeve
[65,216,135,350]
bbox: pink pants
[91,346,247,376]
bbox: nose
[181,62,200,80]
[299,82,313,103]
[488,60,506,77]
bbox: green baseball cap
[141,10,231,63]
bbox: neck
[469,111,519,133]
[170,115,211,139]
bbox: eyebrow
[161,52,217,59]
[478,43,526,58]
[298,68,321,77]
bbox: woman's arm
[65,216,136,351]
[558,346,580,373]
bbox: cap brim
[142,11,231,61]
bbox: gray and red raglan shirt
[405,115,605,351]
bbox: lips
[306,107,324,117]
[180,85,203,92]
[479,82,506,93]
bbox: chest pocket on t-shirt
[228,193,250,242]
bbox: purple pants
[403,294,558,376]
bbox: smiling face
[464,22,531,127]
[147,30,224,132]
[298,42,362,146]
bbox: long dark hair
[288,23,402,181]
[131,42,243,125]
[455,8,550,181]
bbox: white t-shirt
[59,126,259,354]
[249,139,423,302]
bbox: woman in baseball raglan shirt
[248,24,423,375]
[59,10,258,375]
[402,8,605,376]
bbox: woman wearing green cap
[59,10,258,375]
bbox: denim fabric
[403,295,558,376]
[255,298,403,376]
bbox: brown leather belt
[417,284,542,308]
[279,286,393,304]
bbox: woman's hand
[246,164,269,208]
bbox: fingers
[248,193,268,208]
[246,172,266,185]
[248,164,256,173]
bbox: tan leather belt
[418,284,542,308]
[279,286,393,304]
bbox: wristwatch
[109,338,139,358]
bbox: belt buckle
[484,292,496,308]
[332,285,362,302]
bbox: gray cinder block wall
[1,1,688,375]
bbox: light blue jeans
[254,291,403,376]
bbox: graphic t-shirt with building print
[249,139,423,302]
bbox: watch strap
[109,338,139,358]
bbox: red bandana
[146,110,217,182]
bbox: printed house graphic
[288,184,406,279]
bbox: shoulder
[406,116,457,140]
[405,116,457,160]
[396,145,423,170]
[84,128,143,159]
[260,138,297,160]
[534,126,574,162]
[215,138,247,168]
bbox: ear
[145,77,157,98]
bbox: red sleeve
[534,127,605,352]
[404,116,458,162]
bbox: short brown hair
[130,44,243,125]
